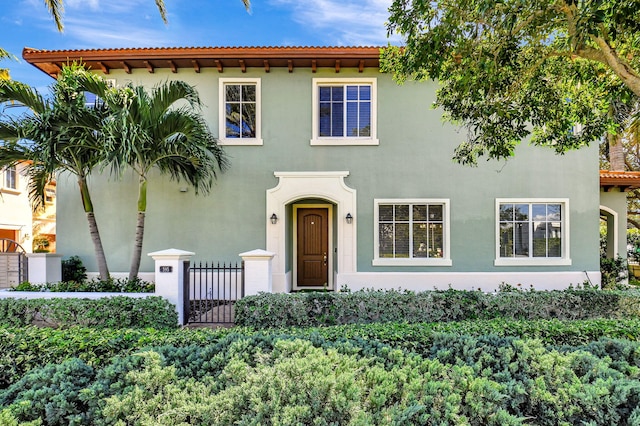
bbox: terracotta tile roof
[22,46,383,77]
[600,170,640,191]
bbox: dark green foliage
[235,288,640,328]
[11,277,154,292]
[601,256,628,289]
[2,318,640,392]
[0,296,176,329]
[0,359,96,425]
[61,256,87,283]
[3,331,640,425]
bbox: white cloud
[66,0,100,10]
[269,0,399,46]
[62,18,172,48]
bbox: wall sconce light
[346,213,353,224]
[270,213,278,224]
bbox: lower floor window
[496,199,569,265]
[374,199,451,266]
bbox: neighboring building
[0,163,32,250]
[21,46,639,291]
[32,181,57,253]
[0,163,32,288]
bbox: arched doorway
[599,206,619,259]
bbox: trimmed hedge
[234,288,640,327]
[3,332,640,425]
[0,296,177,329]
[11,277,154,293]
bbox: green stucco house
[23,46,639,292]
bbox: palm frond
[0,48,18,62]
[150,80,201,120]
[43,0,64,31]
[155,0,168,24]
[0,80,47,115]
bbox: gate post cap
[148,248,195,260]
[240,249,275,259]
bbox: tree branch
[590,35,640,97]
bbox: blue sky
[1,0,398,90]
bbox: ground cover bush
[0,296,176,329]
[235,288,640,327]
[2,331,640,425]
[2,318,640,391]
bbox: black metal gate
[183,261,244,324]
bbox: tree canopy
[382,0,640,164]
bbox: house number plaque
[159,266,173,273]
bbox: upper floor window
[311,78,378,146]
[219,78,262,146]
[4,166,17,190]
[495,199,571,266]
[373,199,451,266]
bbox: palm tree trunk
[129,212,145,280]
[78,177,110,280]
[609,131,625,171]
[129,178,147,280]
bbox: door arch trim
[267,171,357,293]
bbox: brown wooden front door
[296,207,329,287]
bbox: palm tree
[82,78,228,279]
[0,65,113,279]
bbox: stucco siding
[56,67,600,282]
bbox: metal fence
[184,261,244,324]
[0,253,28,289]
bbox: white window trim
[1,166,20,194]
[373,198,452,266]
[494,198,571,266]
[311,78,379,146]
[218,78,263,146]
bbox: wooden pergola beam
[143,60,154,73]
[120,61,132,74]
[97,61,110,74]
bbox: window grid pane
[379,203,446,260]
[225,83,256,139]
[5,167,16,189]
[499,202,562,259]
[318,84,371,138]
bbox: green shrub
[11,277,154,293]
[235,288,640,328]
[61,256,87,283]
[3,318,640,391]
[601,256,628,289]
[0,359,96,425]
[0,296,176,329]
[4,334,640,425]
